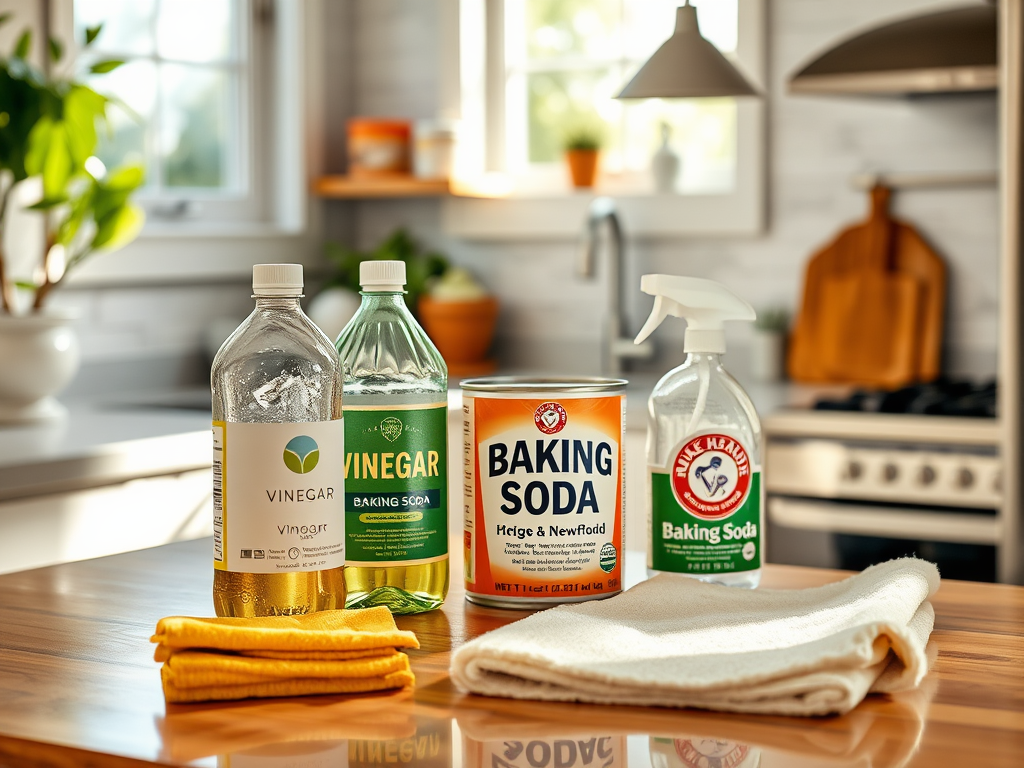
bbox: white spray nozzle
[634,274,755,354]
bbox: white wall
[339,0,1000,379]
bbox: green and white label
[343,403,448,566]
[214,419,346,574]
[649,431,761,575]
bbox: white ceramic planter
[0,310,80,423]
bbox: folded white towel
[451,558,939,716]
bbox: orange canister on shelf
[347,118,411,177]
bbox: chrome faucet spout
[577,197,654,374]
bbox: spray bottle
[634,275,763,588]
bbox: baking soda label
[649,431,761,574]
[213,419,346,573]
[464,392,625,600]
[343,404,448,566]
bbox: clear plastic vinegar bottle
[335,260,449,614]
[211,264,346,617]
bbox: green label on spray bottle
[343,404,448,566]
[649,432,761,574]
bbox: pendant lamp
[616,1,758,99]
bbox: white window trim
[45,0,324,285]
[440,0,766,240]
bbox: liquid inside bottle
[336,260,449,614]
[211,264,346,617]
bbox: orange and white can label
[462,380,626,605]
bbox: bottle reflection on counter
[465,735,626,768]
[349,718,452,768]
[649,736,760,768]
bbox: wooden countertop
[0,539,1022,768]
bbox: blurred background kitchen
[0,0,1020,585]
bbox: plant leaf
[105,164,144,190]
[85,24,102,45]
[48,36,63,63]
[41,123,73,198]
[89,59,124,74]
[24,117,55,176]
[14,280,37,291]
[0,13,12,28]
[14,29,31,59]
[27,195,70,211]
[63,86,106,164]
[91,202,144,251]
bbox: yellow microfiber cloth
[151,606,419,704]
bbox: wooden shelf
[313,175,450,199]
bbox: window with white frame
[66,0,270,226]
[503,0,738,193]
[447,0,764,238]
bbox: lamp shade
[616,4,758,99]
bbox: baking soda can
[461,377,627,608]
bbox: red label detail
[670,433,751,520]
[534,402,567,434]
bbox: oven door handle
[767,497,1001,544]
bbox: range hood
[788,4,997,96]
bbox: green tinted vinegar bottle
[336,260,449,613]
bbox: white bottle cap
[253,263,303,296]
[360,260,406,292]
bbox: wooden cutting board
[788,186,946,387]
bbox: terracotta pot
[0,309,80,423]
[418,296,499,372]
[566,149,599,188]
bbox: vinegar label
[342,403,449,567]
[649,431,761,574]
[213,419,346,574]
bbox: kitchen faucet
[577,197,655,375]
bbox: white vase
[651,122,681,194]
[306,287,361,343]
[0,310,81,423]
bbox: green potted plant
[0,16,145,422]
[563,123,605,189]
[752,307,790,382]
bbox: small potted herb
[752,307,790,382]
[563,123,605,189]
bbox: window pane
[160,65,233,188]
[89,60,157,179]
[75,0,156,56]
[623,99,737,193]
[523,0,621,61]
[156,0,237,63]
[526,69,622,164]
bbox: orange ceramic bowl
[418,295,499,364]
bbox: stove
[763,380,1002,582]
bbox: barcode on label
[212,425,224,562]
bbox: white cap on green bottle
[253,263,303,296]
[360,260,406,292]
[634,274,755,354]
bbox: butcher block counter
[0,539,1021,768]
